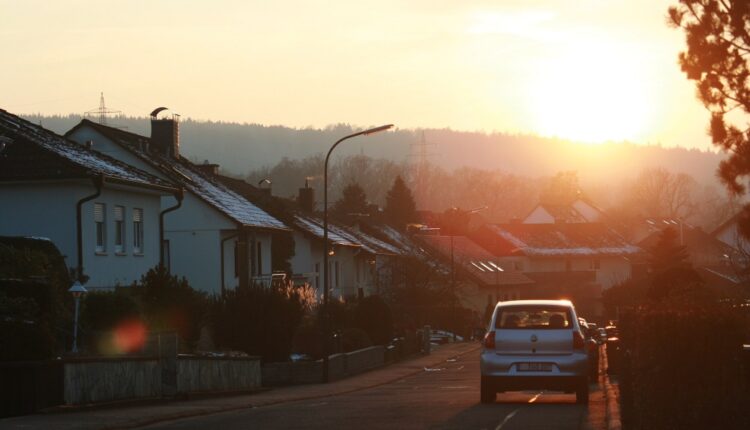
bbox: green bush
[340,327,372,352]
[619,305,749,430]
[353,295,393,345]
[134,265,208,351]
[211,283,312,362]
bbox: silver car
[480,300,590,404]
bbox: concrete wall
[176,357,261,393]
[262,346,386,386]
[62,356,261,405]
[63,358,161,405]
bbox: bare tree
[628,167,699,220]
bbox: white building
[0,108,178,289]
[65,111,289,294]
[523,199,604,224]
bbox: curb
[601,346,622,430]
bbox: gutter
[76,174,104,282]
[159,188,184,269]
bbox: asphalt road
[140,352,607,430]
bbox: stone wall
[177,357,261,393]
[62,355,262,405]
[63,357,161,405]
[262,345,386,386]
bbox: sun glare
[528,43,653,143]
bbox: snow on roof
[293,215,360,247]
[486,223,642,257]
[70,120,287,230]
[0,109,174,189]
[170,162,287,230]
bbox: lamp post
[322,124,393,382]
[68,281,87,353]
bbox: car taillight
[483,331,495,349]
[573,331,585,349]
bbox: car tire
[480,376,495,404]
[575,379,589,404]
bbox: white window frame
[95,202,106,253]
[114,205,125,254]
[133,208,144,255]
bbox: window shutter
[133,208,143,222]
[94,203,104,222]
[114,206,124,221]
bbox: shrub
[134,265,208,351]
[211,283,313,362]
[353,295,393,345]
[619,304,749,430]
[340,327,372,352]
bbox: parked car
[578,319,600,381]
[480,300,590,404]
[597,328,608,343]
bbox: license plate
[518,362,553,372]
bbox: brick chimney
[196,160,219,176]
[150,107,179,158]
[298,179,314,212]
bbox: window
[234,241,239,277]
[162,240,170,271]
[94,203,106,253]
[335,261,340,288]
[314,263,320,289]
[256,241,263,276]
[495,305,572,330]
[133,208,143,254]
[114,206,125,254]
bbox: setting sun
[529,42,655,143]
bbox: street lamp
[322,124,393,382]
[68,280,87,353]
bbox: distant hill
[23,113,726,188]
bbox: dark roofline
[0,115,177,194]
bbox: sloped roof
[416,235,534,286]
[0,109,175,191]
[483,223,641,257]
[535,204,587,223]
[292,214,360,248]
[66,120,287,231]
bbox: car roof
[495,299,574,308]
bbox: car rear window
[495,305,573,330]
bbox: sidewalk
[1,342,481,430]
[600,346,622,430]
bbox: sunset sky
[0,0,713,149]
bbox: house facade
[0,109,178,289]
[65,113,288,294]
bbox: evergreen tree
[332,183,369,217]
[670,1,750,234]
[384,176,417,229]
[647,227,704,302]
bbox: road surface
[141,350,607,430]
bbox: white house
[0,108,179,289]
[523,199,604,224]
[473,223,640,290]
[65,111,289,294]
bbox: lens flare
[113,318,147,353]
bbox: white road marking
[494,410,518,430]
[494,392,542,430]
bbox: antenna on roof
[85,92,121,125]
